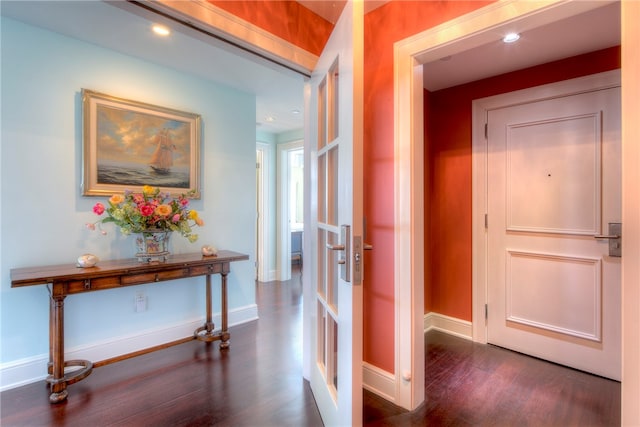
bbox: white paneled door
[487,78,621,380]
[305,0,364,426]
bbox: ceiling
[298,0,390,24]
[1,1,620,134]
[422,1,620,91]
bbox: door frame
[277,139,303,281]
[256,142,272,282]
[472,69,621,345]
[394,0,635,413]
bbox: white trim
[146,0,318,75]
[424,313,473,341]
[394,0,617,412]
[472,70,621,344]
[276,140,303,281]
[256,142,271,282]
[393,45,424,410]
[0,304,257,392]
[363,362,396,404]
[621,3,640,423]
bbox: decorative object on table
[201,245,218,257]
[135,230,172,262]
[81,89,201,198]
[76,254,99,268]
[87,185,204,262]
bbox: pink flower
[172,213,181,223]
[140,204,155,217]
[93,203,105,215]
[180,199,189,207]
[86,223,96,230]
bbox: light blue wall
[0,18,256,366]
[276,129,304,144]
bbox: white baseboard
[0,304,258,392]
[361,314,472,407]
[424,312,473,340]
[363,362,396,403]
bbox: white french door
[486,74,621,380]
[304,0,364,425]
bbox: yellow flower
[189,210,199,220]
[109,194,124,205]
[155,204,172,217]
[142,185,155,195]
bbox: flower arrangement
[87,185,203,243]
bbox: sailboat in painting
[149,128,175,174]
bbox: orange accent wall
[424,46,621,320]
[363,0,493,373]
[208,0,333,56]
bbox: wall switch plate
[135,292,146,312]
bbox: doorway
[277,140,304,281]
[393,0,625,412]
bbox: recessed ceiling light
[502,33,520,43]
[291,109,301,115]
[152,25,171,37]
[265,116,276,123]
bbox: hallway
[1,266,620,426]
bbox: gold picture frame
[82,89,201,198]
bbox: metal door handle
[363,243,373,250]
[594,222,621,257]
[326,243,345,251]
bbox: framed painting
[82,89,201,198]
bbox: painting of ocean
[98,161,190,188]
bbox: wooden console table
[10,250,248,403]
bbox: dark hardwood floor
[364,330,620,426]
[1,266,620,426]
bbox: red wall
[363,0,492,373]
[208,0,333,56]
[424,46,621,320]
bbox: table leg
[48,294,68,403]
[45,286,93,404]
[220,271,230,349]
[193,266,231,349]
[194,274,217,341]
[205,274,213,334]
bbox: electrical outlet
[135,292,147,312]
